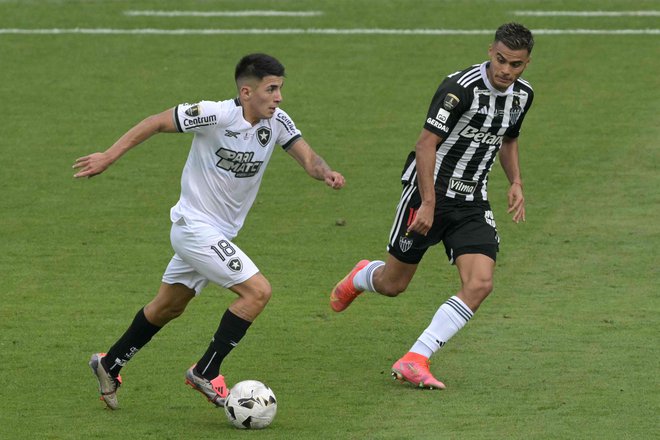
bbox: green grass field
[1,0,658,438]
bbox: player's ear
[239,84,252,100]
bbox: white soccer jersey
[170,98,302,239]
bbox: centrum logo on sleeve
[276,113,296,135]
[183,114,217,128]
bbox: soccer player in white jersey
[330,23,534,389]
[74,53,345,410]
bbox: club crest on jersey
[399,235,413,253]
[185,105,201,117]
[443,93,460,111]
[509,107,522,125]
[509,96,522,125]
[227,258,243,272]
[256,127,271,147]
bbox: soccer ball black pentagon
[224,380,277,429]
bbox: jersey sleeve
[505,88,534,138]
[173,100,228,134]
[273,109,302,150]
[423,79,471,137]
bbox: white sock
[352,260,385,292]
[410,296,474,358]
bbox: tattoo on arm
[304,154,330,180]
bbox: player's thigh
[169,218,259,289]
[455,253,495,286]
[443,204,499,264]
[151,282,196,308]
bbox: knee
[256,284,272,306]
[372,265,412,297]
[247,280,272,307]
[377,282,407,297]
[164,303,188,319]
[145,301,187,324]
[463,277,493,300]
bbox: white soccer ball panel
[224,380,277,429]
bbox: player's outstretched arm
[73,108,178,178]
[286,139,345,189]
[499,136,526,223]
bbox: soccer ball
[224,380,277,429]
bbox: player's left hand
[72,152,113,178]
[507,183,525,223]
[324,171,345,189]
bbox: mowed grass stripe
[1,27,659,35]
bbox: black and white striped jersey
[401,61,534,201]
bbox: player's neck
[485,63,505,93]
[236,98,261,126]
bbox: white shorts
[162,217,259,294]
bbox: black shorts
[387,184,500,264]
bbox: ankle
[401,351,429,364]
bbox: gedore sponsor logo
[426,117,449,132]
[184,115,217,126]
[459,126,502,145]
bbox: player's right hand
[72,152,112,178]
[407,203,434,236]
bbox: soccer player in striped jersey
[75,53,345,409]
[330,23,534,390]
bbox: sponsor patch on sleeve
[275,112,297,136]
[436,108,451,123]
[442,93,460,111]
[179,102,217,131]
[426,117,449,133]
[184,104,201,117]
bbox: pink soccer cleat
[89,352,123,409]
[330,260,370,312]
[391,353,446,390]
[185,365,228,408]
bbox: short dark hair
[494,23,534,54]
[235,53,285,82]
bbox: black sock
[103,308,162,378]
[195,309,251,380]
